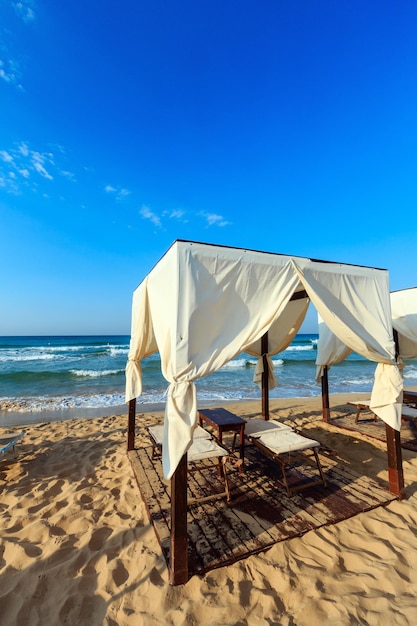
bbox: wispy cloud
[138,205,230,231]
[13,1,36,23]
[0,58,23,89]
[1,2,36,91]
[162,208,188,224]
[200,212,231,227]
[0,141,75,194]
[140,205,162,228]
[104,184,131,200]
[31,151,53,180]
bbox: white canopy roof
[126,240,401,478]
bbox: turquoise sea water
[1,334,417,417]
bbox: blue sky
[1,1,417,335]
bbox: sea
[1,334,417,426]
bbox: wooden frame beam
[127,398,136,451]
[387,329,406,499]
[169,454,189,584]
[385,424,406,499]
[321,366,330,422]
[261,332,269,420]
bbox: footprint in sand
[23,542,43,558]
[112,560,129,587]
[88,526,112,551]
[49,525,66,537]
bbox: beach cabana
[126,240,403,584]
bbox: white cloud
[201,212,231,227]
[0,150,14,163]
[1,3,35,91]
[31,152,53,180]
[19,143,30,157]
[169,209,186,220]
[0,57,23,89]
[0,141,74,193]
[0,67,13,83]
[105,184,130,200]
[160,208,188,224]
[13,2,36,23]
[140,205,162,228]
[59,170,76,181]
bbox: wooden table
[198,408,246,469]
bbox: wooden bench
[348,400,417,423]
[347,400,376,423]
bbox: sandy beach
[1,394,417,625]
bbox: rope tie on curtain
[254,354,278,390]
[125,359,143,402]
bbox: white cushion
[245,418,292,438]
[188,438,227,462]
[258,430,320,454]
[149,424,210,446]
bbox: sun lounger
[147,424,232,502]
[245,418,326,495]
[0,431,24,459]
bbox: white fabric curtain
[316,314,352,380]
[391,288,417,358]
[294,259,402,430]
[245,296,310,389]
[125,277,158,402]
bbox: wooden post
[385,328,406,499]
[321,366,330,422]
[261,332,269,420]
[169,454,189,585]
[127,398,136,451]
[385,424,406,499]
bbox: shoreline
[0,391,374,429]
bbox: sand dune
[1,395,417,625]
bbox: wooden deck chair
[245,418,326,496]
[0,431,24,459]
[147,424,232,502]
